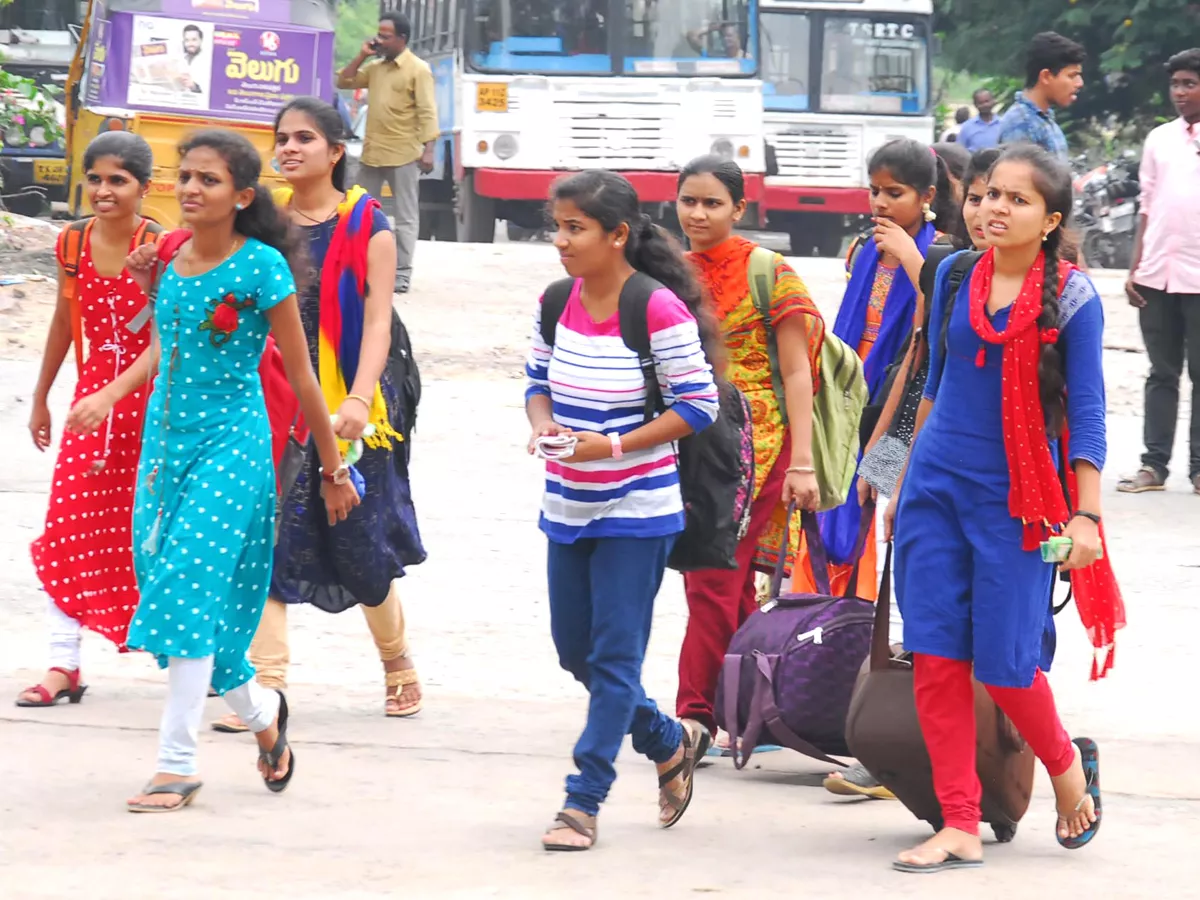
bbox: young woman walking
[526,170,719,850]
[888,144,1118,872]
[110,129,358,811]
[209,97,426,732]
[792,138,958,602]
[672,155,825,751]
[20,132,160,707]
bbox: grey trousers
[1136,286,1200,479]
[357,161,419,287]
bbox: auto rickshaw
[64,0,337,225]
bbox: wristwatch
[607,432,623,460]
[320,464,351,485]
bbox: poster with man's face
[127,16,214,110]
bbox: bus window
[761,11,808,110]
[625,0,754,75]
[468,0,611,74]
[819,17,928,115]
[0,0,78,29]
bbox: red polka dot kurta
[30,233,153,650]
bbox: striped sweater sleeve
[524,295,552,402]
[646,288,719,434]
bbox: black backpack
[387,309,421,464]
[539,274,754,572]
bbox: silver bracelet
[787,466,816,475]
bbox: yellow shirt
[338,49,438,169]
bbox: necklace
[291,193,344,225]
[176,236,244,277]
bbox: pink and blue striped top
[525,279,719,543]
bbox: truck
[383,0,767,242]
[759,0,935,256]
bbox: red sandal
[15,667,87,708]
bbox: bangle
[345,393,372,410]
[1071,510,1101,525]
[787,466,815,475]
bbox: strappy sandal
[385,668,422,718]
[15,667,87,707]
[127,781,203,814]
[259,690,295,794]
[658,723,699,829]
[1057,737,1102,850]
[542,809,597,852]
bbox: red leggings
[676,442,791,733]
[913,653,1076,835]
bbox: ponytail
[930,153,966,239]
[235,183,306,277]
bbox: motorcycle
[1073,150,1140,270]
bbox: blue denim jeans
[547,535,683,817]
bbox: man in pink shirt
[1120,49,1200,495]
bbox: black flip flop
[893,851,983,874]
[259,690,295,794]
[127,781,203,813]
[1058,737,1102,850]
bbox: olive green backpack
[748,247,867,512]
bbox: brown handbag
[843,544,1036,842]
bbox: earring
[235,203,244,210]
[614,240,623,248]
[1042,232,1049,242]
[922,202,936,223]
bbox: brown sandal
[658,723,699,829]
[385,668,422,718]
[542,810,597,851]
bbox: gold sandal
[385,668,422,718]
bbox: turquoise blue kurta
[127,238,296,694]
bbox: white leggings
[47,598,83,671]
[158,656,281,777]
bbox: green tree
[335,0,380,70]
[935,0,1200,132]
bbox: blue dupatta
[820,222,936,565]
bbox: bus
[384,0,766,242]
[759,0,934,256]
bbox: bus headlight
[494,134,519,160]
[710,138,734,160]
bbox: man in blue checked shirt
[999,32,1086,160]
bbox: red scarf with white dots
[968,247,1124,679]
[967,247,1073,550]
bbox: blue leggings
[547,534,683,817]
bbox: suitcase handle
[770,500,876,601]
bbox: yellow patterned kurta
[718,254,825,573]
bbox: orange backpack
[55,217,163,373]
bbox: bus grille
[769,127,862,186]
[556,101,675,168]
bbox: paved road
[0,243,1196,898]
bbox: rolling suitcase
[844,545,1035,842]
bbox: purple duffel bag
[715,502,877,769]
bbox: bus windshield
[820,16,929,114]
[761,11,809,110]
[0,0,78,30]
[467,0,756,76]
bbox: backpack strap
[539,277,575,349]
[748,246,788,427]
[617,272,664,423]
[845,228,872,280]
[56,219,93,375]
[936,250,984,381]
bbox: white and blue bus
[386,0,767,242]
[758,0,935,256]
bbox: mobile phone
[369,38,381,52]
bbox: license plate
[33,158,67,185]
[476,83,508,112]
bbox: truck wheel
[4,191,48,218]
[455,173,495,243]
[816,230,845,258]
[432,209,457,242]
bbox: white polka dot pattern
[31,236,153,650]
[126,239,297,693]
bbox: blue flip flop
[1057,736,1102,850]
[706,742,783,758]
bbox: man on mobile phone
[338,11,439,294]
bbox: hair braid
[1038,227,1067,437]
